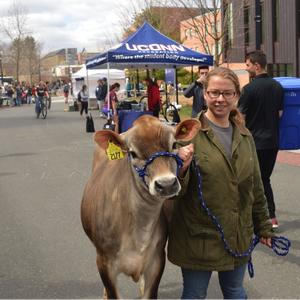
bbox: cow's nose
[154,178,179,196]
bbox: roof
[82,47,104,54]
[42,49,65,59]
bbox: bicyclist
[35,81,49,118]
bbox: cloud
[1,0,125,56]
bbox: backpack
[64,86,69,93]
[77,91,81,102]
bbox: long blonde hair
[203,67,242,124]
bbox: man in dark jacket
[238,50,284,229]
[184,64,209,118]
[95,79,105,118]
[101,77,108,117]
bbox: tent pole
[107,63,110,119]
[191,66,193,83]
[86,65,90,114]
[175,68,178,105]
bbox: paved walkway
[277,149,300,167]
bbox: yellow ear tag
[181,126,187,134]
[106,139,124,161]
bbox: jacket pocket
[185,223,225,263]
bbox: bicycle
[139,94,181,123]
[160,95,181,124]
[35,98,47,119]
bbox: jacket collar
[198,111,250,136]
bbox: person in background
[126,79,132,97]
[139,81,143,90]
[103,82,120,133]
[45,81,52,110]
[16,84,22,107]
[35,81,48,118]
[145,77,161,118]
[32,84,36,104]
[168,67,275,299]
[178,81,182,91]
[101,77,108,106]
[95,79,105,119]
[7,86,14,107]
[238,50,284,229]
[63,82,70,104]
[79,84,89,119]
[184,64,209,118]
[26,85,33,106]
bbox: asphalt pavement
[0,97,299,299]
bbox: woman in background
[145,77,161,118]
[79,84,88,119]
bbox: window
[217,21,220,33]
[206,45,209,54]
[266,63,293,77]
[244,6,251,46]
[273,0,279,42]
[196,47,199,52]
[195,28,199,38]
[206,24,208,35]
[185,29,188,39]
[190,28,193,38]
[211,22,215,34]
[227,3,233,49]
[191,47,193,50]
[261,3,265,44]
[218,43,221,55]
[212,44,215,55]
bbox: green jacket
[168,111,275,271]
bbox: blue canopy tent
[85,22,213,117]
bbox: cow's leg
[96,252,121,299]
[141,251,166,299]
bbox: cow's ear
[93,130,124,150]
[174,119,201,141]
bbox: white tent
[71,65,126,101]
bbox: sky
[1,0,126,56]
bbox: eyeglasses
[206,90,237,99]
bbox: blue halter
[129,152,291,278]
[128,152,183,189]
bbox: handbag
[86,114,95,132]
[103,119,116,131]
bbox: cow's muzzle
[129,152,183,190]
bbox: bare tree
[0,0,30,82]
[160,0,246,67]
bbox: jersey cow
[81,115,200,299]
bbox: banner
[165,69,175,85]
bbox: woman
[103,82,120,133]
[79,84,88,118]
[7,86,14,107]
[145,77,161,118]
[168,67,275,299]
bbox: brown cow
[81,115,200,299]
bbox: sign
[165,69,174,85]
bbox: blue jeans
[181,263,247,299]
[36,97,44,115]
[17,95,22,106]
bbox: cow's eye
[129,151,137,159]
[172,142,177,150]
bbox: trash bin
[274,77,300,150]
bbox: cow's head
[94,115,200,199]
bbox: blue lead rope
[191,157,291,278]
[130,151,291,278]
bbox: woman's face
[145,81,150,87]
[115,86,120,91]
[204,75,238,120]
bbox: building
[125,6,199,42]
[223,0,300,78]
[77,47,104,65]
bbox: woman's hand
[259,237,272,248]
[178,143,194,178]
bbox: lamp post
[0,54,3,86]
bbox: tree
[0,0,30,82]
[162,0,246,67]
[21,36,39,86]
